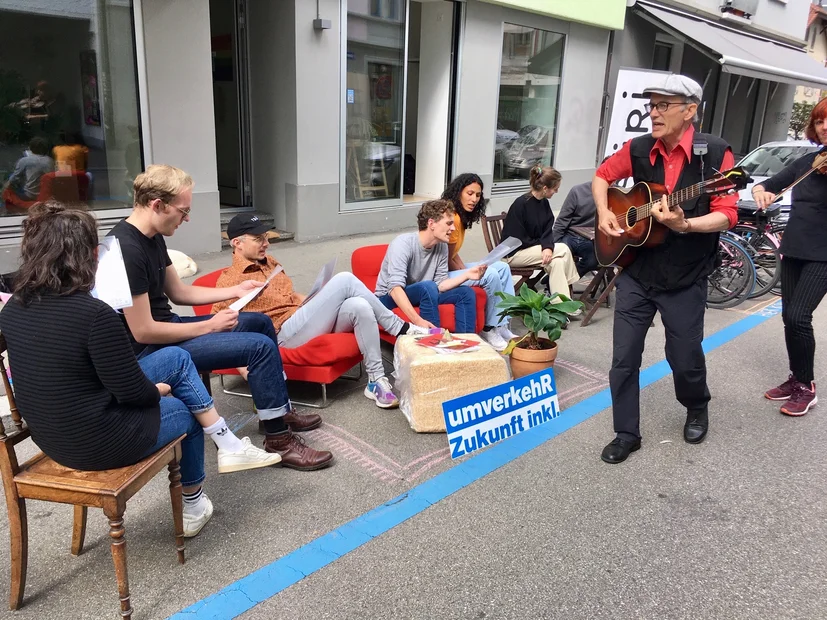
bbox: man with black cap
[110,164,333,471]
[592,75,738,464]
[215,214,431,410]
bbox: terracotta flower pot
[509,337,558,379]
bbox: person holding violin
[754,97,827,417]
[592,75,737,464]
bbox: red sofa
[2,171,89,209]
[350,244,486,343]
[192,269,363,408]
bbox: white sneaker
[405,323,431,336]
[496,325,517,342]
[217,436,282,473]
[568,308,583,317]
[480,328,508,352]
[182,494,214,538]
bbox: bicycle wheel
[707,235,756,309]
[732,224,781,298]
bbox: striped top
[0,292,160,470]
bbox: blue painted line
[169,300,782,620]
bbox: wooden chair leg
[168,448,185,565]
[71,505,87,556]
[7,495,27,610]
[105,510,132,620]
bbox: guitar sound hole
[626,207,638,227]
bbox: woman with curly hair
[441,172,516,351]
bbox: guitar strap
[693,134,708,183]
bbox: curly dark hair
[441,173,486,230]
[14,201,98,306]
[416,199,455,231]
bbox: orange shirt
[447,213,465,260]
[52,144,89,172]
[212,253,303,330]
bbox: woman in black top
[0,203,280,537]
[502,165,580,303]
[754,98,827,416]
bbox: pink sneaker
[780,382,817,417]
[765,375,797,401]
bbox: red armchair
[2,171,90,209]
[350,244,486,344]
[192,269,363,408]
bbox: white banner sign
[604,68,670,187]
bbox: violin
[762,150,827,204]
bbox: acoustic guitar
[594,167,751,268]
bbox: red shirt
[596,126,738,228]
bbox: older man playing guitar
[593,75,739,464]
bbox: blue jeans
[559,232,598,276]
[136,312,290,420]
[378,281,477,333]
[448,261,514,328]
[138,347,211,488]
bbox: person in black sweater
[501,165,580,301]
[0,203,281,537]
[754,98,827,417]
[552,181,599,277]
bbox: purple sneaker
[365,377,399,409]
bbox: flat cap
[642,74,702,103]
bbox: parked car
[735,139,819,209]
[501,124,553,178]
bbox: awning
[636,2,827,90]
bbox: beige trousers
[505,244,580,299]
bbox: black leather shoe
[684,409,708,444]
[600,437,641,464]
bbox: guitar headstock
[702,167,753,196]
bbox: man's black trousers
[609,272,710,442]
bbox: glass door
[210,0,252,208]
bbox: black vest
[625,132,729,291]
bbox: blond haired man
[109,164,333,471]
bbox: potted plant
[495,284,583,378]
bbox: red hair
[804,97,827,144]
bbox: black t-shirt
[501,193,556,256]
[108,219,174,353]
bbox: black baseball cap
[226,214,277,240]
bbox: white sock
[203,417,245,453]
[182,487,207,513]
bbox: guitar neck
[638,181,706,219]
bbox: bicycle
[731,204,782,298]
[707,232,756,309]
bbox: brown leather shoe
[258,409,322,434]
[263,432,333,471]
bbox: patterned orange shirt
[212,253,303,330]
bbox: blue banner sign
[442,368,559,459]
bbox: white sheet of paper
[91,237,133,310]
[300,258,337,306]
[479,236,522,266]
[229,265,283,312]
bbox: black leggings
[780,257,827,384]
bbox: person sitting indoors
[501,165,580,305]
[0,203,282,538]
[2,137,54,205]
[53,131,89,173]
[441,173,517,352]
[375,199,483,336]
[552,181,599,278]
[110,164,332,471]
[213,214,429,409]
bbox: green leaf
[552,300,585,314]
[546,325,562,342]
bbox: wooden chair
[578,266,622,327]
[0,334,187,619]
[480,212,541,290]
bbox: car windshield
[738,144,818,177]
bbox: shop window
[494,24,565,185]
[0,2,143,216]
[344,0,406,205]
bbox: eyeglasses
[165,202,191,218]
[244,234,269,244]
[644,101,692,114]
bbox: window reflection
[345,0,405,204]
[494,24,564,184]
[0,1,142,216]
